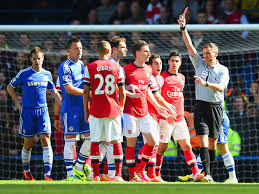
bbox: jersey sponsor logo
[166,87,183,98]
[137,80,148,90]
[97,66,111,71]
[27,81,48,87]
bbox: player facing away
[7,47,61,181]
[135,54,176,182]
[98,36,128,181]
[157,51,204,181]
[123,40,168,182]
[58,37,91,180]
[83,40,126,182]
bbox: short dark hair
[110,36,126,48]
[148,54,160,65]
[132,40,148,57]
[97,40,111,54]
[67,37,81,49]
[168,51,181,61]
[30,47,44,57]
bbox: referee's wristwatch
[205,82,209,87]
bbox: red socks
[148,146,157,178]
[113,143,123,177]
[90,142,100,177]
[137,144,154,172]
[184,149,199,175]
[125,146,136,180]
[156,154,163,177]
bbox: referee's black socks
[200,147,210,175]
[209,149,216,175]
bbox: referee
[178,14,229,182]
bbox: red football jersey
[148,75,161,123]
[160,71,185,123]
[123,63,152,117]
[83,60,125,118]
[227,10,242,24]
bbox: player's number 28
[94,74,115,95]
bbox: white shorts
[143,117,160,145]
[89,115,122,142]
[122,113,154,138]
[160,120,190,143]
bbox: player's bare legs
[217,144,238,183]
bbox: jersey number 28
[94,74,115,95]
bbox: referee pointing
[178,14,229,182]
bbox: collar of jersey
[132,63,145,68]
[166,70,177,76]
[109,57,119,64]
[30,66,42,73]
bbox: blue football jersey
[58,58,84,112]
[10,66,55,108]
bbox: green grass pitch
[0,181,258,194]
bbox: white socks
[64,138,76,177]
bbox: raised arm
[178,14,197,57]
[7,84,21,113]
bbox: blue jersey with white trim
[58,58,84,112]
[10,66,55,108]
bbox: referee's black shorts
[194,100,223,138]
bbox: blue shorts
[19,107,51,137]
[61,110,90,135]
[217,112,229,144]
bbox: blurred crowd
[1,0,258,24]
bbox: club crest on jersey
[23,129,26,134]
[128,130,132,134]
[43,76,48,82]
[69,126,74,132]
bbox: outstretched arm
[178,14,197,57]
